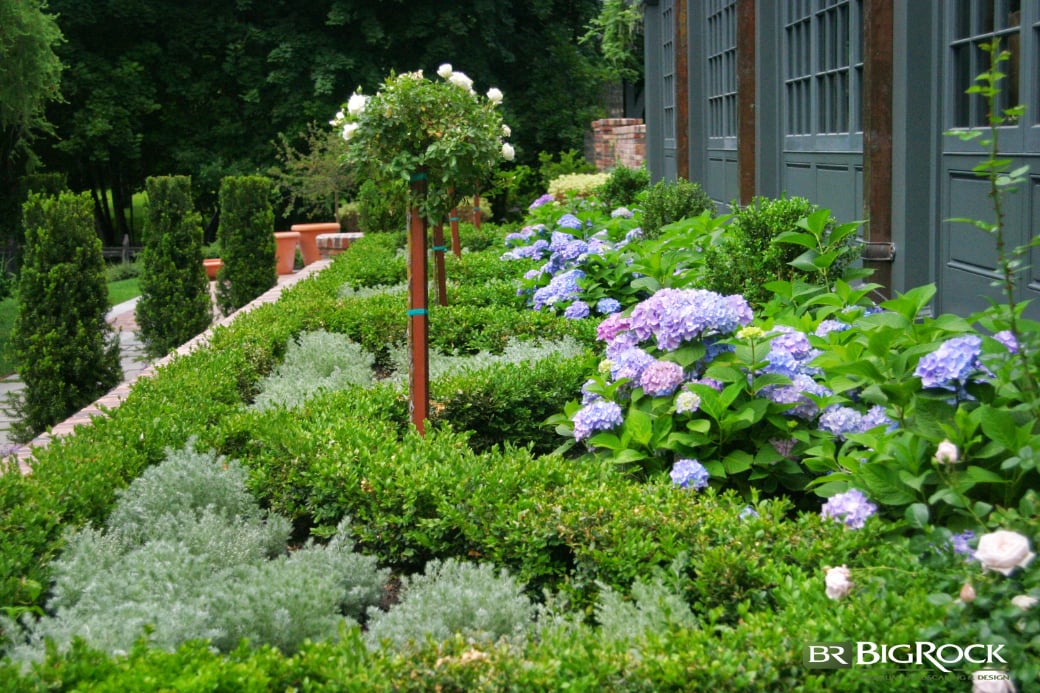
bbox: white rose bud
[501,124,511,137]
[959,582,977,603]
[501,142,515,161]
[330,110,345,126]
[824,565,853,600]
[1011,594,1038,610]
[971,669,1016,693]
[437,63,453,79]
[486,87,503,105]
[341,122,359,141]
[347,93,368,116]
[934,439,959,465]
[975,530,1036,576]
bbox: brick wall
[591,118,646,172]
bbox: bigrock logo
[802,641,1008,673]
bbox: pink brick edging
[11,260,331,474]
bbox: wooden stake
[407,171,429,434]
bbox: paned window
[950,0,1023,127]
[706,0,738,139]
[662,0,676,147]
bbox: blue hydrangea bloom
[821,488,877,529]
[564,300,590,320]
[532,269,584,311]
[628,288,753,351]
[671,458,710,490]
[611,206,634,218]
[596,297,622,315]
[815,319,850,338]
[914,335,983,389]
[572,399,624,441]
[528,193,555,210]
[818,404,895,440]
[763,373,831,419]
[950,530,976,558]
[739,506,760,520]
[765,326,820,377]
[556,213,583,230]
[610,347,656,383]
[993,330,1018,353]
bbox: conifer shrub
[640,177,715,238]
[135,175,213,357]
[9,191,122,442]
[216,175,276,315]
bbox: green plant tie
[406,308,427,316]
[450,217,459,222]
[410,172,427,182]
[431,245,449,252]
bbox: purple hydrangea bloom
[628,288,753,351]
[821,488,877,529]
[529,193,555,210]
[604,330,640,360]
[556,213,583,230]
[670,458,710,490]
[624,227,644,243]
[564,300,590,320]
[765,326,820,377]
[572,399,624,441]
[818,404,895,440]
[523,268,543,281]
[763,373,831,419]
[688,376,724,391]
[950,530,976,558]
[596,298,622,315]
[860,404,897,432]
[993,330,1019,354]
[611,206,634,218]
[914,335,983,389]
[597,314,632,343]
[580,379,600,405]
[640,360,685,396]
[739,506,760,520]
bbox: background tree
[8,191,121,442]
[0,0,64,262]
[136,176,213,357]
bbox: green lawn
[0,279,142,377]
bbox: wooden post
[432,219,448,306]
[449,186,461,257]
[736,0,756,206]
[675,0,690,180]
[862,0,895,299]
[407,171,430,434]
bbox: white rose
[501,124,511,137]
[347,93,368,116]
[437,63,453,79]
[330,110,345,126]
[971,669,1016,693]
[448,71,473,92]
[486,87,503,105]
[975,530,1035,576]
[934,439,959,465]
[341,122,359,141]
[501,142,515,161]
[1010,594,1038,610]
[824,565,853,600]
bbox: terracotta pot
[291,222,340,265]
[273,231,300,275]
[202,258,223,281]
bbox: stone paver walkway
[3,261,329,475]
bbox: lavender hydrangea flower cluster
[528,193,555,210]
[821,488,877,529]
[572,399,624,441]
[639,360,685,396]
[627,288,753,351]
[914,335,983,390]
[818,404,897,440]
[670,458,710,490]
[532,269,584,311]
[950,530,977,558]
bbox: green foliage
[596,164,650,210]
[537,149,596,187]
[357,178,408,235]
[547,172,610,199]
[250,330,376,411]
[270,120,353,221]
[5,444,386,661]
[702,196,863,307]
[640,177,715,239]
[336,229,406,288]
[580,0,644,83]
[135,175,213,357]
[488,162,542,221]
[9,191,122,442]
[365,559,535,652]
[216,175,277,315]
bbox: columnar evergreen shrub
[135,176,213,357]
[216,175,276,315]
[640,177,714,238]
[9,191,122,442]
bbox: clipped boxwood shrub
[596,164,650,210]
[9,191,122,442]
[216,175,276,315]
[641,177,715,238]
[135,175,213,357]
